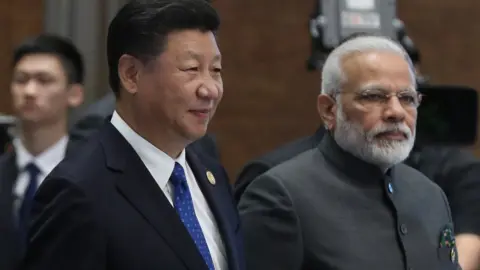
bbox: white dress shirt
[110,111,227,270]
[13,136,68,211]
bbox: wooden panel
[210,0,320,179]
[211,0,480,180]
[0,0,44,115]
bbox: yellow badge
[206,171,216,185]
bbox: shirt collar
[110,111,186,190]
[13,135,68,175]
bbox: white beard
[333,105,415,170]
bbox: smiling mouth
[189,109,211,118]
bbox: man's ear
[118,54,142,95]
[67,84,84,108]
[317,93,337,130]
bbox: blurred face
[11,54,82,126]
[127,30,222,142]
[320,51,419,168]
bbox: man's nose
[383,97,407,123]
[23,81,39,96]
[198,77,220,100]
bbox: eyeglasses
[335,88,423,109]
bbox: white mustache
[367,124,412,140]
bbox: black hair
[13,34,84,84]
[107,0,220,97]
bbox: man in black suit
[69,92,221,160]
[21,1,244,270]
[0,34,84,269]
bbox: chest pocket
[437,247,460,270]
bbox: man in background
[0,34,84,269]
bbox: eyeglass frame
[330,87,424,110]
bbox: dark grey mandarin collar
[318,132,393,186]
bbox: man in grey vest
[238,36,461,270]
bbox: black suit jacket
[234,127,325,203]
[0,167,17,270]
[0,138,80,270]
[21,123,244,270]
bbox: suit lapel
[101,124,208,270]
[0,151,22,264]
[0,153,19,217]
[187,150,240,270]
[0,153,18,196]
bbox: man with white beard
[238,36,461,270]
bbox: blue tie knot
[25,162,40,177]
[170,162,187,188]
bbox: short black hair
[107,0,220,97]
[13,34,84,84]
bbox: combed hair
[321,36,415,96]
[107,0,220,97]
[13,34,84,84]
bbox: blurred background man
[0,34,84,269]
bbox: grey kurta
[238,133,460,270]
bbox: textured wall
[1,0,479,179]
[0,0,44,115]
[210,0,480,179]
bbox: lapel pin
[206,171,216,185]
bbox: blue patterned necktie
[170,162,215,270]
[19,162,40,241]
